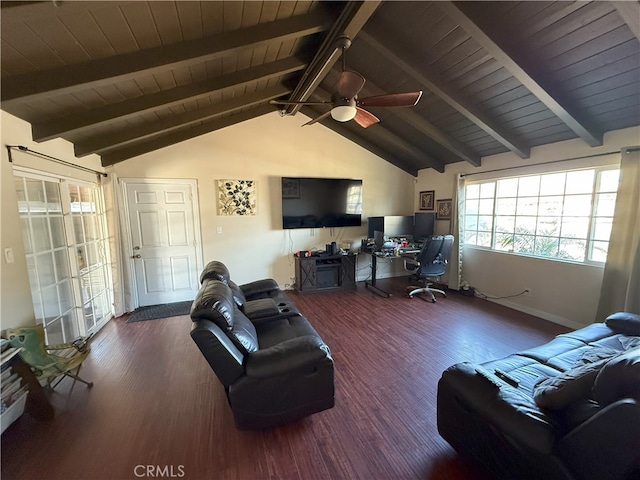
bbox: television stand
[294,254,356,294]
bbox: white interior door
[124,180,200,307]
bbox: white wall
[111,111,415,289]
[0,111,104,329]
[415,126,640,328]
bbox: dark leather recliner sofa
[437,312,640,480]
[190,261,334,429]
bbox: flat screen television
[281,177,363,229]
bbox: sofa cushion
[256,315,321,350]
[533,358,611,410]
[592,348,640,405]
[199,260,231,285]
[242,298,280,319]
[605,312,640,336]
[228,310,259,354]
[190,279,235,331]
[228,280,246,307]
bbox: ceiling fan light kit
[331,105,357,122]
[270,35,423,128]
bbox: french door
[14,170,113,344]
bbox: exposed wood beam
[323,69,481,167]
[393,108,481,167]
[365,124,445,174]
[101,105,274,167]
[301,106,418,176]
[32,56,306,142]
[442,2,603,147]
[285,0,381,115]
[75,86,292,157]
[300,112,444,176]
[358,30,531,159]
[2,10,331,104]
[611,1,640,42]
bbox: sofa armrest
[605,312,640,336]
[438,362,556,454]
[240,278,280,298]
[245,336,331,378]
[560,398,640,480]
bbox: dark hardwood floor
[1,277,569,480]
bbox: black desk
[364,249,420,297]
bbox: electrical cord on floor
[475,289,529,300]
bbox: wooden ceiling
[2,1,639,176]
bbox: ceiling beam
[101,105,274,167]
[284,0,381,116]
[365,124,445,174]
[441,1,603,147]
[301,107,419,176]
[75,85,292,157]
[1,10,331,104]
[357,30,531,159]
[300,110,445,175]
[393,108,481,167]
[32,56,306,142]
[611,1,640,42]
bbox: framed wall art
[419,190,435,211]
[218,179,256,216]
[436,198,452,220]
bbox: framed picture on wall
[419,190,435,211]
[436,199,452,220]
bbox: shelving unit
[1,346,28,434]
[0,340,54,432]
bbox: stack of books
[1,341,29,434]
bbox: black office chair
[404,235,455,302]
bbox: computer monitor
[383,216,414,238]
[374,230,384,250]
[414,212,435,242]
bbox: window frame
[462,165,619,266]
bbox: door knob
[132,254,141,259]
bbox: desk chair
[404,235,455,302]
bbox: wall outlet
[524,288,531,296]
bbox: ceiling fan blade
[353,107,379,128]
[302,110,332,127]
[270,99,331,106]
[337,70,365,99]
[358,91,423,108]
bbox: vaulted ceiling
[2,1,639,176]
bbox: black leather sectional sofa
[437,312,640,480]
[189,261,334,430]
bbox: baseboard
[484,297,585,330]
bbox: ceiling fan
[270,36,422,128]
